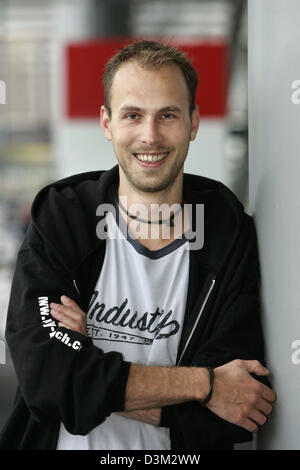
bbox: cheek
[112,138,136,161]
[171,127,191,148]
[111,127,136,149]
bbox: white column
[248,0,300,449]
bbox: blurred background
[0,0,248,441]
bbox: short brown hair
[103,40,198,116]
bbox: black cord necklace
[117,197,184,227]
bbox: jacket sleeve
[160,215,269,449]
[5,222,131,435]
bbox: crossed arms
[50,295,276,433]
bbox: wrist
[194,367,213,402]
[199,366,214,406]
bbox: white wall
[248,0,300,450]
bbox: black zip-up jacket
[0,165,268,450]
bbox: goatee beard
[118,161,184,194]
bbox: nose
[139,117,163,146]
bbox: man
[0,40,275,450]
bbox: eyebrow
[118,105,183,115]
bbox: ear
[190,106,200,141]
[100,105,112,141]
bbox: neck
[118,174,184,210]
[117,172,189,250]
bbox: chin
[131,176,175,193]
[120,162,183,194]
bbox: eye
[126,113,139,120]
[161,113,176,120]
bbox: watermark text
[0,340,6,364]
[96,200,204,251]
[291,80,300,104]
[291,339,300,364]
[0,80,6,104]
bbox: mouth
[133,152,169,167]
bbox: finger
[51,308,82,330]
[58,320,79,332]
[243,360,270,376]
[58,316,86,335]
[61,295,82,312]
[256,398,273,416]
[242,418,260,433]
[50,304,82,321]
[261,384,276,403]
[52,310,79,331]
[248,408,268,427]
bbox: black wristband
[199,366,214,407]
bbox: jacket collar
[31,165,244,275]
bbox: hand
[50,296,87,336]
[206,359,276,432]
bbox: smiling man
[100,58,200,251]
[0,40,275,451]
[101,61,199,196]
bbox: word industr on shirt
[87,292,180,343]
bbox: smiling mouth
[133,152,169,163]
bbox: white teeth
[135,153,168,162]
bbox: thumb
[243,360,270,376]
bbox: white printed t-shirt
[57,203,190,450]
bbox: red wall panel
[66,39,228,119]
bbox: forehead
[109,61,190,111]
